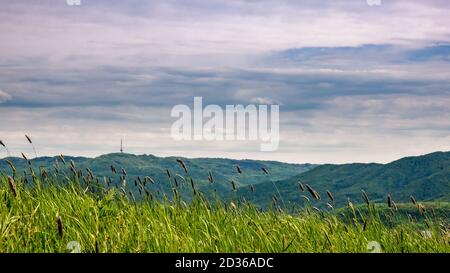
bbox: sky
[0,0,450,164]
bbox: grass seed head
[145,176,155,184]
[347,199,356,216]
[176,159,188,173]
[387,194,393,208]
[272,195,278,203]
[59,154,66,165]
[56,214,63,238]
[208,171,214,183]
[301,195,310,203]
[410,195,417,206]
[431,207,436,218]
[231,180,237,191]
[392,200,398,211]
[418,203,426,214]
[25,135,32,144]
[326,190,334,202]
[298,182,305,192]
[7,176,17,197]
[361,190,370,206]
[261,167,269,175]
[306,184,321,200]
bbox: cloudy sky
[1,0,450,164]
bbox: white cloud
[0,89,12,103]
[250,97,276,105]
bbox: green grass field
[1,173,449,253]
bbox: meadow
[0,163,448,253]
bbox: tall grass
[0,172,448,253]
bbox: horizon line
[1,150,448,166]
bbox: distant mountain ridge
[237,151,450,208]
[1,151,449,209]
[0,153,316,194]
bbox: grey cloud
[1,62,450,111]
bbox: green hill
[237,151,450,209]
[2,151,449,210]
[0,153,316,197]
